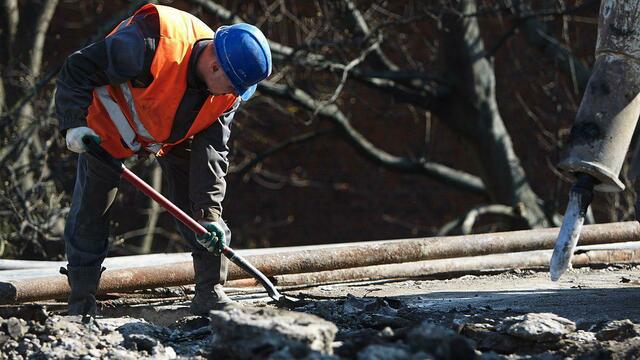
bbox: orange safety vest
[86,4,238,159]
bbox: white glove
[65,127,100,153]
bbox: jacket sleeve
[55,21,149,134]
[190,109,236,223]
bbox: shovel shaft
[122,167,282,299]
[120,168,207,237]
[122,166,283,297]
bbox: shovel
[82,136,303,308]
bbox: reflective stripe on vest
[95,86,141,152]
[95,84,162,153]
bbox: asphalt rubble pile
[2,294,640,359]
[0,308,203,359]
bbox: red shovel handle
[121,168,207,237]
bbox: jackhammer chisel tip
[550,254,570,281]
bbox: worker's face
[201,43,237,97]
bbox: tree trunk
[438,0,549,228]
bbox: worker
[55,3,272,316]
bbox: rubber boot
[190,252,234,316]
[60,265,104,316]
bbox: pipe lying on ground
[226,248,640,288]
[236,221,640,276]
[0,241,392,273]
[0,221,638,304]
[0,253,193,271]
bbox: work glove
[196,221,226,255]
[65,126,101,153]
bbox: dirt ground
[294,265,640,322]
[2,265,640,359]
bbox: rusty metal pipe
[236,221,640,277]
[1,221,638,304]
[230,248,640,288]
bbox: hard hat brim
[240,84,257,101]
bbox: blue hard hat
[214,23,272,101]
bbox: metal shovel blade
[222,246,306,308]
[268,293,308,309]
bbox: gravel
[3,267,640,359]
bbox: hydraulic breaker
[552,0,640,280]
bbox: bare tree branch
[437,203,520,235]
[314,35,382,115]
[0,0,18,63]
[513,0,593,93]
[190,0,482,196]
[140,163,162,254]
[189,0,559,227]
[11,0,59,189]
[343,0,399,71]
[187,0,239,23]
[190,0,449,105]
[1,0,153,134]
[28,0,59,78]
[0,0,19,112]
[260,81,487,196]
[231,128,334,178]
[461,204,518,234]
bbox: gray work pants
[64,150,230,285]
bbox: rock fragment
[6,317,26,340]
[124,333,159,352]
[565,330,597,343]
[356,344,415,360]
[407,321,476,360]
[596,320,640,341]
[499,313,576,342]
[209,305,338,359]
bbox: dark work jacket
[55,8,233,222]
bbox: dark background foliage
[2,0,633,260]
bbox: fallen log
[0,221,638,304]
